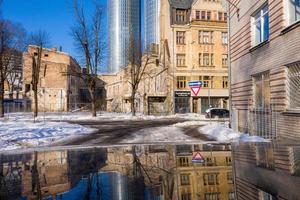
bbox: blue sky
[2,0,108,70]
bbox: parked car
[205,108,229,118]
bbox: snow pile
[121,126,201,143]
[199,123,269,143]
[0,121,96,151]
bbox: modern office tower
[144,0,160,51]
[108,0,141,73]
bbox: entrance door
[192,98,198,113]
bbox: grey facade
[108,0,141,73]
[144,0,160,51]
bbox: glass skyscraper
[144,0,160,50]
[108,0,141,73]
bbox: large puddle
[2,141,300,200]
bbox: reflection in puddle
[0,144,234,200]
[10,142,300,199]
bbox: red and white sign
[188,81,202,96]
[190,87,201,96]
[192,152,205,163]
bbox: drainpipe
[227,3,232,128]
[172,27,175,115]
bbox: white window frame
[251,4,269,46]
[285,0,300,26]
[222,32,228,45]
[287,62,300,110]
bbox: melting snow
[199,123,269,143]
[0,121,96,151]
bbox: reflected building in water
[176,144,234,200]
[0,144,234,200]
[232,142,300,199]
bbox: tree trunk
[131,89,136,116]
[89,80,97,117]
[33,84,38,118]
[0,81,4,118]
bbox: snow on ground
[172,120,208,127]
[4,111,209,122]
[121,126,201,143]
[0,121,96,151]
[199,123,269,143]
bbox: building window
[176,31,185,44]
[177,54,186,67]
[179,157,189,167]
[227,172,233,184]
[181,193,192,200]
[287,0,300,25]
[222,54,228,67]
[201,10,206,20]
[288,63,300,110]
[228,192,235,200]
[256,144,275,170]
[200,31,213,44]
[176,9,186,22]
[205,193,220,200]
[252,4,269,46]
[207,11,212,20]
[253,72,270,109]
[200,54,214,66]
[224,12,228,22]
[200,76,211,88]
[203,53,210,66]
[25,84,31,93]
[218,12,223,21]
[177,76,187,89]
[259,190,277,200]
[291,147,300,176]
[196,11,201,19]
[180,174,190,185]
[203,173,219,185]
[221,32,228,44]
[223,76,228,88]
[226,156,232,165]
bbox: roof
[169,0,195,9]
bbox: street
[57,119,216,146]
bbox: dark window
[180,174,190,185]
[179,157,189,167]
[176,9,186,22]
[196,11,200,19]
[176,31,185,44]
[25,84,31,93]
[207,11,211,20]
[181,193,192,200]
[203,173,219,185]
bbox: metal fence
[248,105,278,140]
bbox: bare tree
[0,20,26,117]
[7,58,22,99]
[70,0,105,117]
[28,30,50,118]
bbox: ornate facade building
[103,0,229,115]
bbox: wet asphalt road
[57,119,215,146]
